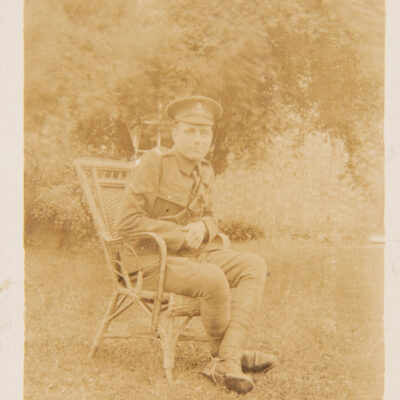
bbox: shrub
[214,129,380,242]
[31,182,94,241]
[219,220,265,241]
[24,0,383,245]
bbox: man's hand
[183,221,207,249]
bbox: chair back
[74,158,135,241]
[74,157,168,333]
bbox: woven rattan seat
[74,157,225,382]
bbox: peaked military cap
[166,95,223,126]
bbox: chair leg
[88,290,120,358]
[160,315,177,383]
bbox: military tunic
[117,147,224,270]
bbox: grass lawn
[24,235,384,400]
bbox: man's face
[172,121,213,161]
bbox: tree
[24,0,384,240]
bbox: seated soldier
[117,95,275,394]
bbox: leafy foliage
[24,0,384,242]
[219,221,265,241]
[214,126,380,241]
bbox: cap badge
[195,102,205,113]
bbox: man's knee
[201,264,230,299]
[238,252,267,282]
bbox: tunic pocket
[158,183,189,206]
[152,183,190,220]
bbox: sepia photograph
[9,0,393,398]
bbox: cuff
[170,228,187,251]
[202,217,219,244]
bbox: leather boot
[209,336,222,358]
[218,280,263,365]
[202,357,254,394]
[209,339,276,373]
[210,338,276,372]
[241,350,276,373]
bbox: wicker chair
[74,157,222,382]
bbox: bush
[24,0,383,245]
[214,129,380,242]
[31,183,94,241]
[219,220,265,241]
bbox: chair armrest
[100,231,165,248]
[217,232,231,250]
[103,232,167,333]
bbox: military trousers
[142,249,267,360]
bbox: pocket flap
[158,183,189,206]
